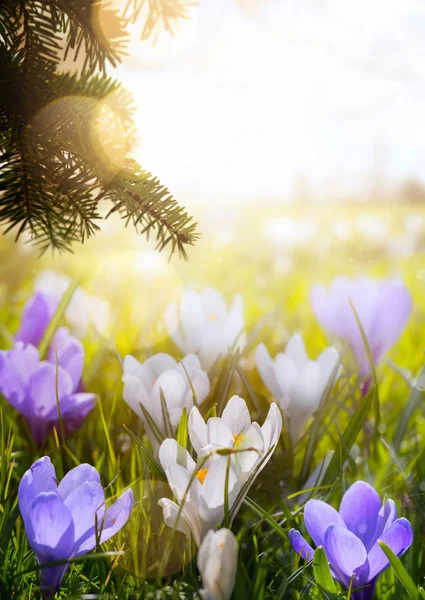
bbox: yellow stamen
[207,313,218,320]
[233,433,245,447]
[218,542,224,548]
[196,468,208,485]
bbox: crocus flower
[18,457,134,599]
[189,395,282,483]
[311,276,412,376]
[158,438,239,546]
[122,353,210,445]
[197,528,238,600]
[0,327,95,444]
[255,334,340,442]
[289,481,413,600]
[164,287,245,370]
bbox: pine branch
[0,0,200,256]
[104,160,199,259]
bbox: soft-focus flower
[311,276,412,375]
[0,327,95,444]
[189,395,282,482]
[255,334,340,442]
[197,528,238,600]
[164,288,245,370]
[158,439,239,546]
[35,270,111,336]
[122,353,210,445]
[290,481,413,600]
[18,457,133,599]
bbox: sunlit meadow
[0,201,425,599]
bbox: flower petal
[158,498,191,537]
[339,481,382,549]
[371,499,398,546]
[366,517,413,581]
[58,463,101,500]
[15,292,57,347]
[207,418,234,448]
[25,492,75,563]
[304,499,346,547]
[368,280,412,363]
[48,328,84,390]
[150,370,187,430]
[19,457,57,521]
[289,529,315,560]
[324,524,367,584]
[188,406,208,455]
[76,488,134,555]
[285,334,310,370]
[221,395,251,435]
[64,481,105,545]
[255,344,283,400]
[158,438,196,473]
[0,343,40,411]
[28,363,74,419]
[187,370,210,407]
[164,301,185,352]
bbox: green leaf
[323,386,374,484]
[176,407,188,450]
[313,546,336,593]
[394,365,425,451]
[123,425,166,480]
[243,496,288,543]
[38,278,80,359]
[378,540,419,600]
[159,387,173,439]
[348,298,380,433]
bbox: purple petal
[0,343,40,411]
[75,488,134,556]
[289,529,315,560]
[370,499,397,547]
[368,281,412,364]
[366,517,413,582]
[324,524,368,586]
[48,328,84,391]
[57,393,96,431]
[25,491,75,566]
[339,481,382,549]
[57,463,100,500]
[63,481,105,545]
[25,492,75,594]
[304,499,346,547]
[15,292,58,347]
[18,457,57,521]
[28,363,74,420]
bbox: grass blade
[378,541,419,600]
[38,278,80,359]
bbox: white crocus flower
[164,288,245,371]
[197,528,238,600]
[35,269,111,336]
[158,439,239,546]
[189,395,282,483]
[122,353,210,445]
[255,334,340,443]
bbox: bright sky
[113,0,425,204]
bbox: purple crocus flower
[0,327,95,444]
[19,457,134,599]
[289,481,413,599]
[311,276,412,376]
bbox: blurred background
[2,0,425,352]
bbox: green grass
[0,203,425,598]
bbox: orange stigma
[233,433,245,447]
[196,468,208,485]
